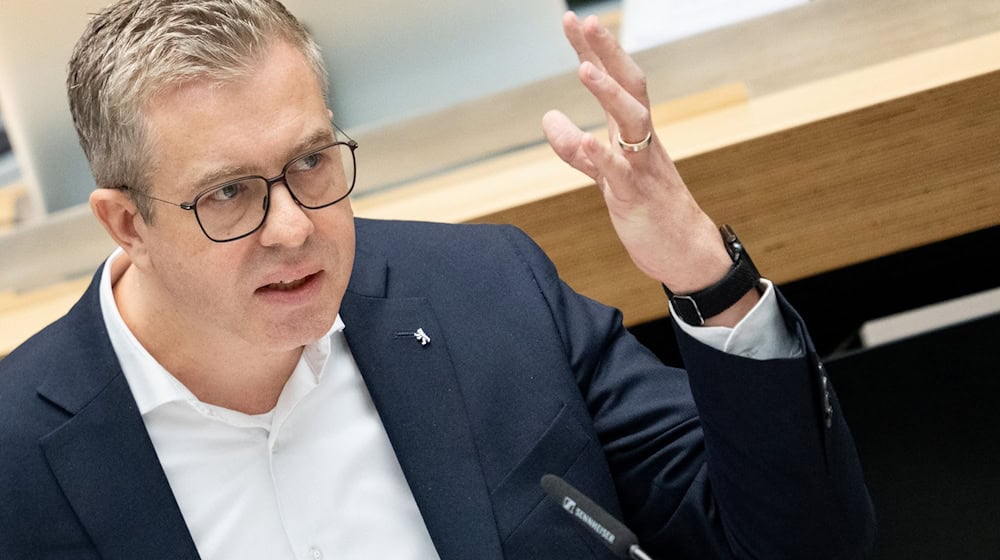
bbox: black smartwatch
[663,224,762,326]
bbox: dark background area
[629,226,999,559]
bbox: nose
[257,183,314,248]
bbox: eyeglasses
[121,129,358,243]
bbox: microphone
[540,474,656,560]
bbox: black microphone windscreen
[540,474,638,558]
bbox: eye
[207,181,250,202]
[292,150,326,172]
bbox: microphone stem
[629,544,655,560]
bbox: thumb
[542,110,599,180]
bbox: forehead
[142,42,330,193]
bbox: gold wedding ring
[617,130,652,152]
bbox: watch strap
[663,225,761,326]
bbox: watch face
[720,224,742,261]
[720,224,760,279]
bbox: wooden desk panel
[472,69,1000,325]
[359,33,1000,326]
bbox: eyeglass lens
[194,143,355,241]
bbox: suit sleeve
[500,225,876,559]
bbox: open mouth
[257,271,319,293]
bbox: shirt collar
[99,247,344,416]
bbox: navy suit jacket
[0,219,875,559]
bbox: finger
[561,11,605,72]
[580,133,638,202]
[542,110,599,180]
[579,62,651,150]
[581,15,650,107]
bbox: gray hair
[67,0,327,219]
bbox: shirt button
[310,547,322,560]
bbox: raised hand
[543,12,759,324]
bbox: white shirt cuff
[670,279,803,360]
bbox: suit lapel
[36,249,505,559]
[37,270,199,560]
[340,250,503,560]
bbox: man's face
[132,41,355,354]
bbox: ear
[89,188,151,267]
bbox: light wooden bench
[2,32,999,358]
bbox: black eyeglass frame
[120,126,358,243]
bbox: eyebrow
[189,127,337,194]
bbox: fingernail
[587,65,604,82]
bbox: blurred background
[0,0,853,224]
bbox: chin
[265,312,339,350]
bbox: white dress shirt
[99,249,440,560]
[98,247,797,560]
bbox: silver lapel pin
[394,328,431,347]
[414,328,431,346]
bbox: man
[0,1,875,558]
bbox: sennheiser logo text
[566,502,616,544]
